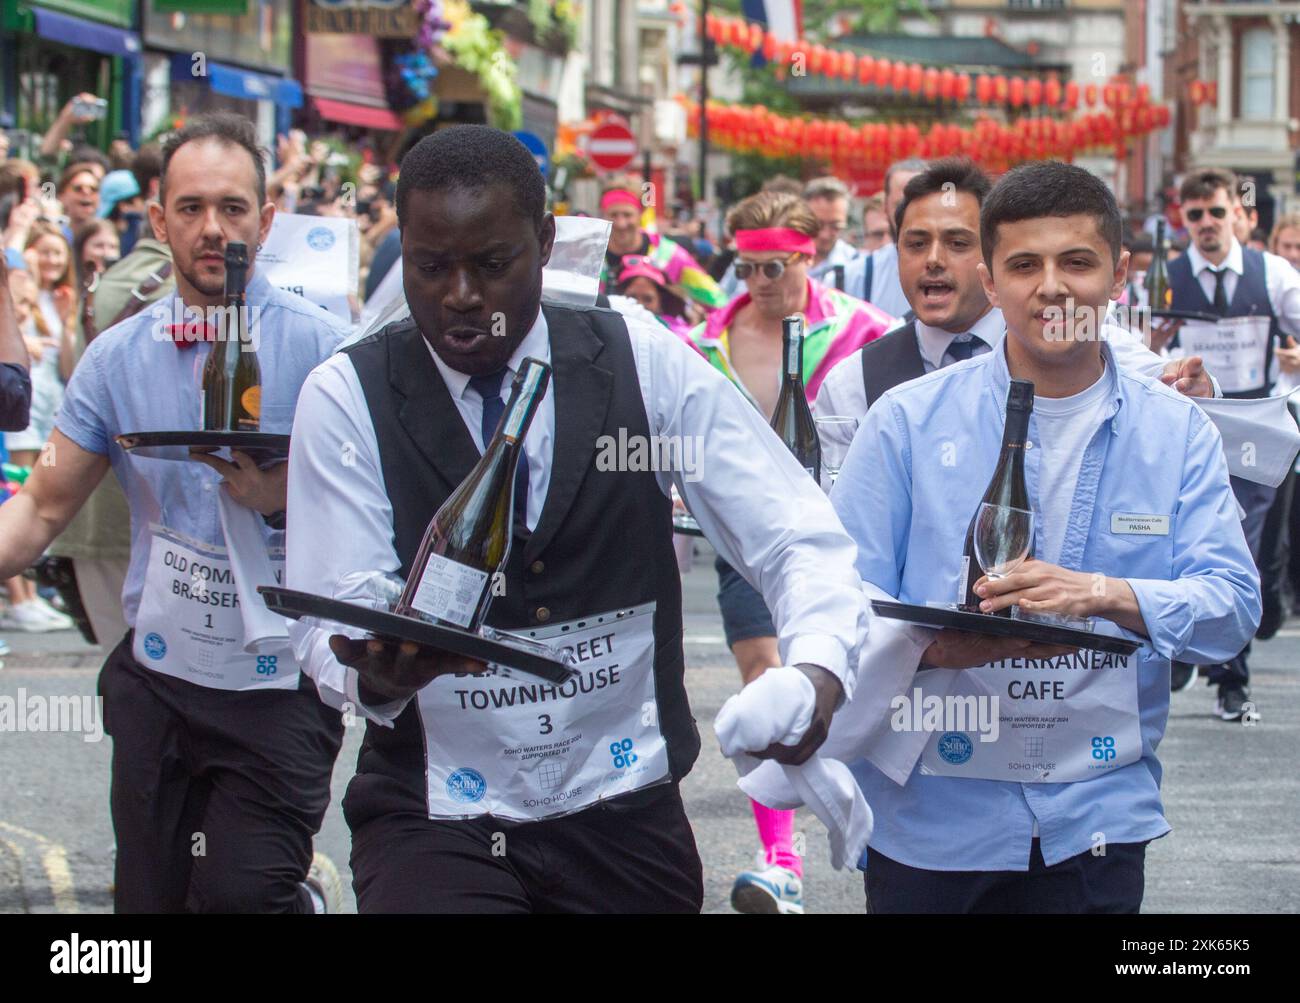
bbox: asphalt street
[1,543,1297,914]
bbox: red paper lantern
[1026,78,1043,106]
[1009,77,1026,106]
[940,68,956,101]
[956,73,972,102]
[994,76,1009,103]
[924,67,940,98]
[858,56,873,86]
[907,63,924,93]
[1155,104,1171,127]
[1064,81,1079,109]
[874,58,892,89]
[1136,83,1151,106]
[1084,83,1098,107]
[892,61,909,91]
[809,45,825,75]
[1103,83,1118,109]
[761,32,777,61]
[842,51,857,81]
[976,74,993,104]
[1044,75,1061,107]
[1207,81,1218,105]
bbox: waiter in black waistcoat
[284,126,868,913]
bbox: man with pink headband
[600,178,727,311]
[687,190,892,914]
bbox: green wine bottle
[395,358,552,631]
[1145,219,1171,312]
[201,242,260,431]
[770,315,821,483]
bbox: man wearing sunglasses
[688,189,891,914]
[1165,167,1300,721]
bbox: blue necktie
[945,334,983,363]
[468,368,530,530]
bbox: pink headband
[734,227,815,256]
[600,189,641,211]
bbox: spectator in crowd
[74,219,119,289]
[802,176,859,287]
[1248,227,1269,253]
[860,195,890,252]
[55,162,102,242]
[1272,212,1300,271]
[614,255,695,340]
[0,250,32,432]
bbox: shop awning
[170,54,303,108]
[32,7,141,60]
[314,97,403,132]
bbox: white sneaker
[304,852,345,914]
[0,600,67,633]
[32,596,75,630]
[731,863,804,915]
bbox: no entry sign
[589,121,638,172]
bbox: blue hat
[97,169,140,219]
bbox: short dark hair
[1124,233,1154,255]
[894,158,991,237]
[396,125,545,229]
[980,161,1122,266]
[159,112,267,206]
[67,145,110,174]
[1179,167,1238,205]
[131,144,163,202]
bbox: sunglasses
[1185,206,1228,222]
[735,253,801,280]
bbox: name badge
[1111,513,1170,536]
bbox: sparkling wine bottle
[394,358,551,631]
[959,378,1034,614]
[201,242,260,431]
[770,315,821,483]
[1145,219,1171,312]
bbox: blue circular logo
[446,768,487,803]
[306,226,335,252]
[937,731,973,765]
[142,632,167,660]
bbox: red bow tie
[167,323,217,349]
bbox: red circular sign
[589,121,638,172]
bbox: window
[1008,0,1066,9]
[1240,27,1275,120]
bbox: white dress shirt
[286,306,869,724]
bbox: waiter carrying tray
[285,126,868,913]
[1162,167,1300,719]
[830,162,1260,913]
[0,113,350,913]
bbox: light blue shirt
[55,272,348,626]
[832,340,1260,871]
[808,238,860,285]
[843,242,911,320]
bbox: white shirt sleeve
[813,350,869,422]
[625,315,868,697]
[1265,251,1300,341]
[286,354,412,726]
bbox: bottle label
[240,385,261,418]
[956,555,970,606]
[409,553,490,629]
[787,337,801,376]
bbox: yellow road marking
[0,821,79,913]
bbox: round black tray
[1150,308,1221,324]
[871,600,1139,656]
[673,514,705,538]
[116,430,289,464]
[258,586,577,684]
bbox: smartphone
[72,97,108,121]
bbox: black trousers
[865,839,1146,914]
[345,777,704,913]
[1202,476,1275,687]
[1259,463,1294,616]
[99,633,344,913]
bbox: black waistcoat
[860,320,924,410]
[341,303,698,810]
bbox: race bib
[418,603,670,821]
[915,645,1141,783]
[1177,316,1271,394]
[133,526,296,691]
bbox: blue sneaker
[730,863,804,915]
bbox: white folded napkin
[1197,392,1300,488]
[216,487,292,655]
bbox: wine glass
[814,415,859,490]
[973,503,1034,595]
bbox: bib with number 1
[133,524,296,690]
[417,602,669,821]
[916,645,1142,783]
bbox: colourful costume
[600,189,727,311]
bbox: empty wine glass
[973,503,1034,587]
[814,415,859,490]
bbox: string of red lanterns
[1188,79,1219,106]
[678,96,1173,177]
